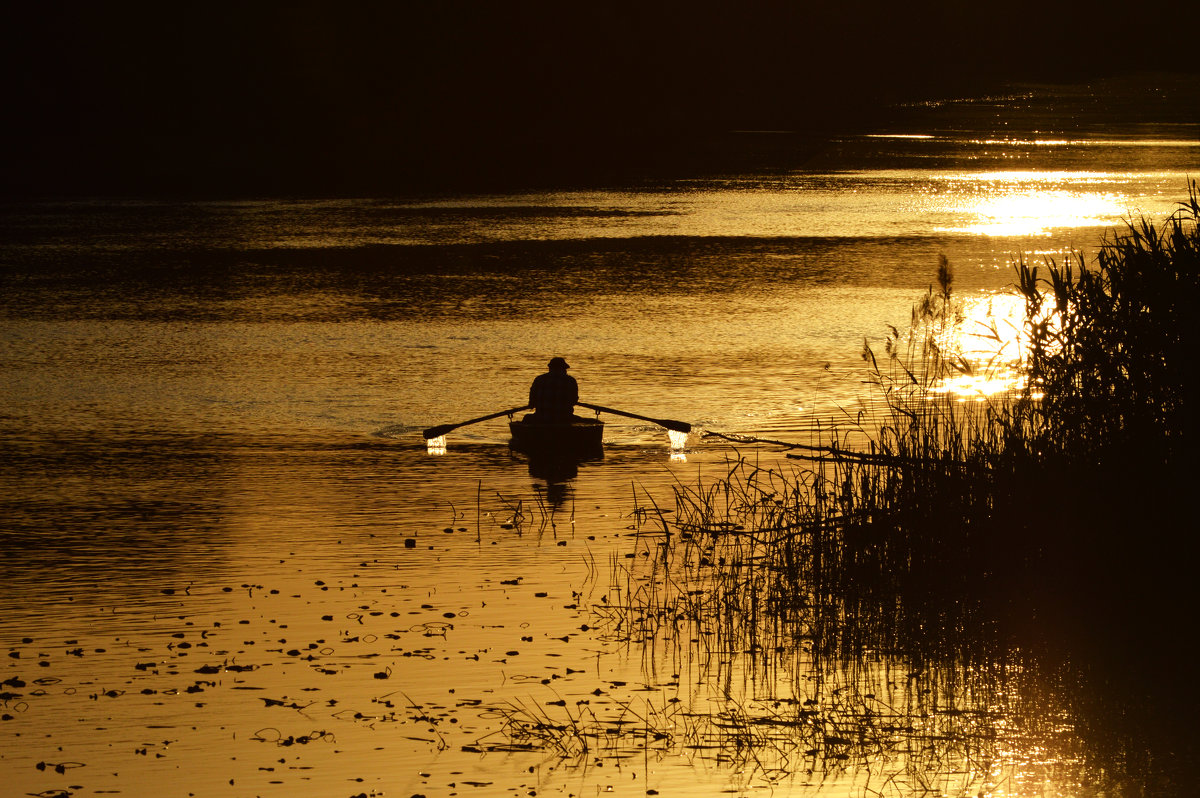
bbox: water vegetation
[532,185,1200,793]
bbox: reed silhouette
[565,184,1200,793]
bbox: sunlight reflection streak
[933,176,1130,236]
[930,293,1029,399]
[667,429,690,450]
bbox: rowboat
[509,417,604,457]
[423,402,686,460]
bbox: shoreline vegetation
[504,186,1198,793]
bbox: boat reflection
[522,449,604,509]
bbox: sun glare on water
[668,428,689,460]
[934,173,1129,236]
[930,293,1031,399]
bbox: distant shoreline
[3,72,1196,200]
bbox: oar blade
[661,419,692,434]
[422,424,456,440]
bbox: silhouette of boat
[509,417,604,457]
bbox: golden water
[2,83,1196,796]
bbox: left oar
[578,402,691,434]
[422,405,530,440]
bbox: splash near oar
[577,402,691,434]
[422,405,531,441]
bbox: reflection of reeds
[587,461,1084,794]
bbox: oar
[578,402,691,434]
[422,405,530,440]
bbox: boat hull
[509,418,604,457]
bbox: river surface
[2,80,1198,797]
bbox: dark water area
[2,80,1199,796]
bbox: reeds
[1019,185,1199,470]
[590,184,1200,791]
[578,476,1082,794]
[485,187,1199,793]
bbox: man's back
[529,370,578,421]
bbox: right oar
[578,402,691,434]
[422,405,530,440]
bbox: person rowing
[421,357,690,441]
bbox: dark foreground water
[2,80,1198,796]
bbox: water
[2,83,1197,796]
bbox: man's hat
[548,357,570,371]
